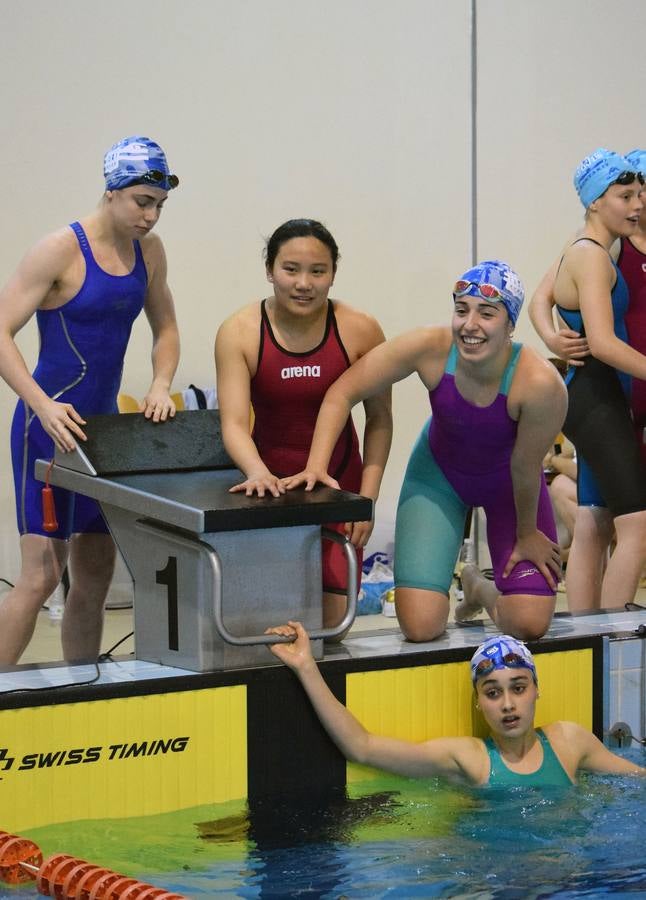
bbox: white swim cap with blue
[470,635,537,685]
[573,148,636,208]
[103,136,178,192]
[454,260,524,326]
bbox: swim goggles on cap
[470,635,537,683]
[613,171,644,187]
[473,651,535,681]
[139,170,179,189]
[453,280,505,302]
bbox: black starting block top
[36,410,373,534]
[82,408,233,474]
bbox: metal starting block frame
[36,410,372,672]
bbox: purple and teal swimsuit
[394,342,557,597]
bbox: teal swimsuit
[485,729,572,787]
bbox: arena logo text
[281,365,321,380]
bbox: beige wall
[0,0,643,576]
[477,0,645,355]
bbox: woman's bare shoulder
[218,300,262,331]
[10,226,80,286]
[516,345,566,388]
[31,225,79,259]
[563,237,614,272]
[333,298,384,336]
[451,735,490,784]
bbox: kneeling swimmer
[283,260,567,642]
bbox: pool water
[5,747,644,899]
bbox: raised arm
[215,310,284,497]
[267,621,480,781]
[140,235,180,421]
[528,253,589,366]
[347,388,393,547]
[0,231,87,451]
[344,312,393,547]
[503,353,568,587]
[284,327,445,491]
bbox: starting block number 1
[156,556,179,651]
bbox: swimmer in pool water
[266,623,645,786]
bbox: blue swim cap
[573,148,636,208]
[103,136,178,192]
[625,149,646,177]
[470,635,537,685]
[453,260,524,326]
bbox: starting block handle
[134,521,357,647]
[309,528,358,640]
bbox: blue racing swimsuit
[10,222,147,538]
[485,729,572,787]
[557,239,646,515]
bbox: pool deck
[0,607,643,694]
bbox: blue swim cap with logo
[470,635,537,685]
[625,149,646,177]
[573,148,636,208]
[453,260,524,326]
[103,136,178,192]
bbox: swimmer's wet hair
[264,219,340,273]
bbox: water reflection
[193,764,645,898]
[9,752,645,898]
[197,787,402,898]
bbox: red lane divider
[0,831,186,899]
[0,830,43,884]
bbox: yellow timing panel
[346,648,593,783]
[0,685,247,833]
[0,643,597,830]
[532,648,593,730]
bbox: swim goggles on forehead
[453,280,504,302]
[139,170,180,189]
[613,171,645,187]
[472,651,537,683]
